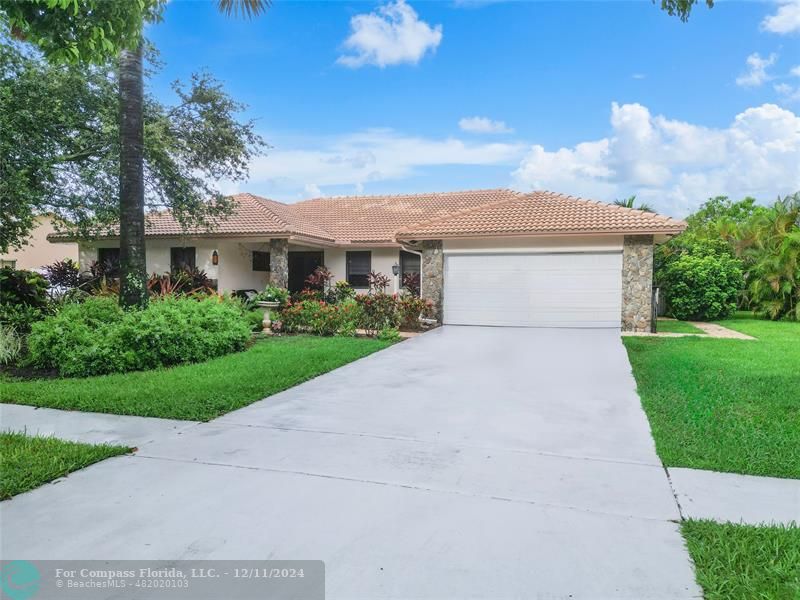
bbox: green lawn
[682,520,800,600]
[656,319,706,335]
[623,318,800,478]
[0,432,130,500]
[1,336,391,421]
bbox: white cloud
[337,0,442,68]
[241,129,525,198]
[303,183,323,198]
[736,52,777,87]
[761,0,800,34]
[631,73,646,80]
[775,82,800,102]
[458,116,514,134]
[513,102,800,217]
[791,65,800,77]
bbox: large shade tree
[1,0,269,306]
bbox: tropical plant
[401,272,421,296]
[355,293,400,336]
[253,285,290,306]
[367,271,391,294]
[0,267,49,308]
[44,259,80,290]
[330,280,356,304]
[613,195,654,213]
[0,325,22,365]
[738,195,800,320]
[305,266,334,291]
[397,296,434,331]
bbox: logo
[0,561,40,600]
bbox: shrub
[253,285,289,306]
[663,253,744,321]
[397,295,433,331]
[279,299,361,336]
[0,304,46,334]
[0,325,22,365]
[246,309,265,332]
[27,296,251,377]
[355,293,399,336]
[330,280,356,304]
[0,267,49,308]
[44,259,80,290]
[147,268,215,297]
[305,266,333,290]
[401,272,420,296]
[377,326,401,342]
[367,271,391,294]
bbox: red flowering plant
[354,292,400,336]
[397,295,434,331]
[366,271,391,294]
[401,272,420,297]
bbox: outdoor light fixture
[391,263,399,276]
[212,250,219,266]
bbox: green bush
[0,267,49,308]
[253,285,290,306]
[663,253,744,321]
[354,293,400,335]
[396,295,434,331]
[279,299,362,336]
[0,304,46,334]
[27,296,251,377]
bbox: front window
[170,247,196,272]
[97,247,121,278]
[252,251,271,272]
[346,251,371,288]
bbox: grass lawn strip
[623,318,800,479]
[682,520,800,600]
[656,319,706,335]
[1,336,391,421]
[0,432,130,499]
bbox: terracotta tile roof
[291,189,520,243]
[395,190,686,239]
[50,188,685,244]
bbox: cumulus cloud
[458,116,514,134]
[513,102,800,216]
[241,129,525,199]
[791,65,800,77]
[736,52,777,87]
[303,183,323,198]
[761,0,800,34]
[337,0,442,68]
[775,82,800,102]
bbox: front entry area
[288,251,324,292]
[443,252,623,328]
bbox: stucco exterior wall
[1,216,78,270]
[323,247,402,293]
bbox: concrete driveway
[1,327,699,599]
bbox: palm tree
[613,195,654,213]
[117,0,270,307]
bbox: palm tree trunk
[118,43,148,308]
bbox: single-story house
[54,189,685,331]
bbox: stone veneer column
[269,239,289,288]
[621,235,654,332]
[420,240,444,322]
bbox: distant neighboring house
[51,189,685,332]
[1,215,78,271]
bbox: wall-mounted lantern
[212,250,219,266]
[391,263,399,276]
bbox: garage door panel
[443,253,622,328]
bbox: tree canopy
[0,41,265,252]
[0,0,164,64]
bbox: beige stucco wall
[1,216,78,270]
[78,238,406,293]
[323,247,403,293]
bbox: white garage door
[443,252,623,328]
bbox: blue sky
[147,0,800,217]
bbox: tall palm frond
[613,195,654,213]
[217,0,272,19]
